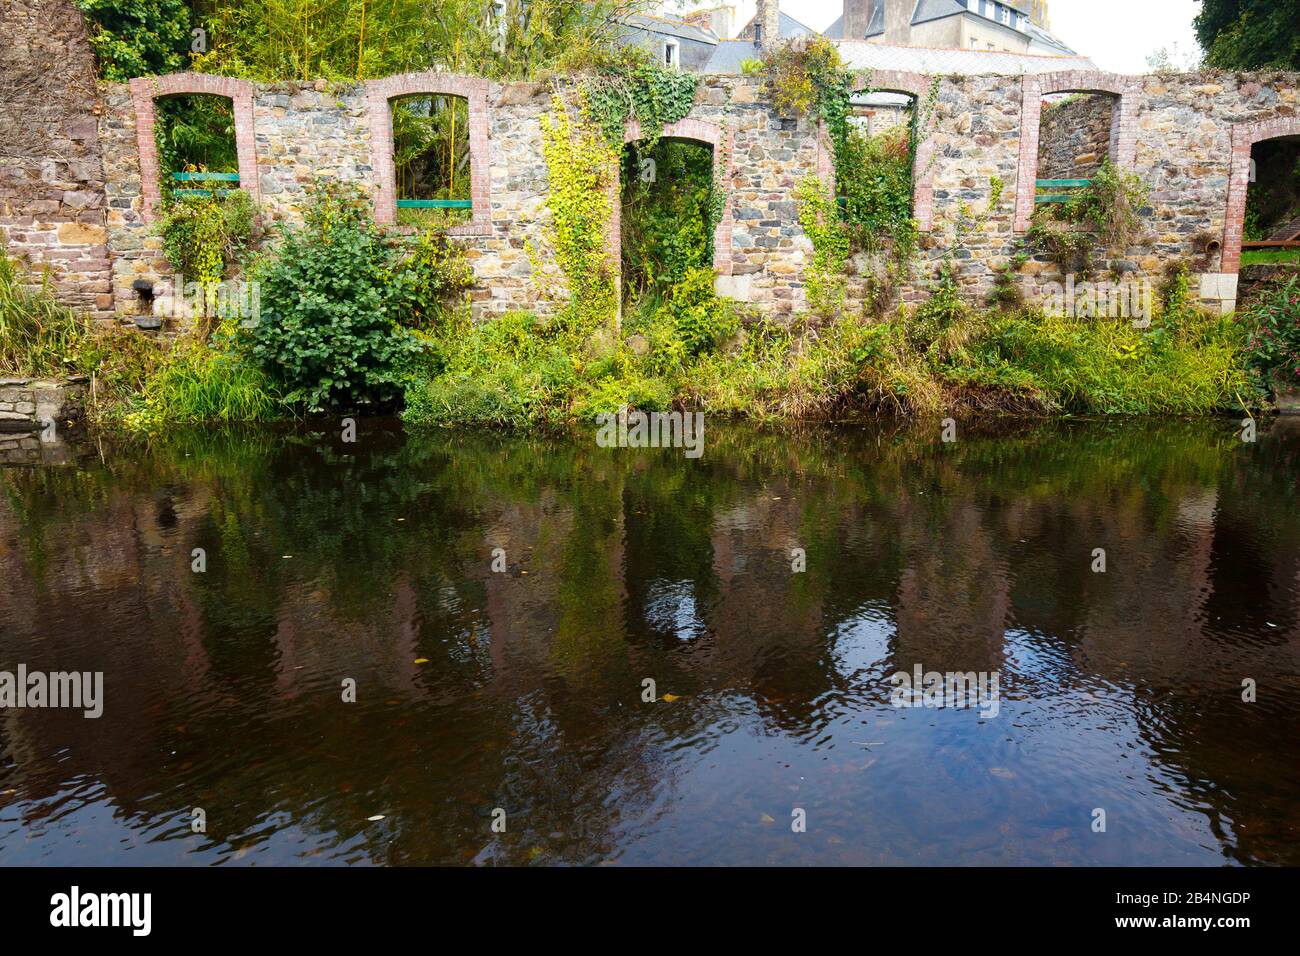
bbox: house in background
[620,1,1089,74]
[825,1,1077,56]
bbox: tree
[76,0,193,80]
[1194,0,1300,71]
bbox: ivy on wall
[538,92,619,329]
[584,65,699,150]
[796,175,849,320]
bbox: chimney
[881,0,910,45]
[842,0,874,41]
[754,0,780,49]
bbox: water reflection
[0,418,1297,865]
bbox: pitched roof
[824,4,884,40]
[826,41,1094,76]
[623,12,718,44]
[827,1,1075,55]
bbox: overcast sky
[660,0,1204,74]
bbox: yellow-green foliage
[953,308,1251,415]
[538,93,618,330]
[0,255,90,376]
[796,175,849,319]
[120,325,282,430]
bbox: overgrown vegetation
[80,0,645,83]
[536,93,620,330]
[0,256,90,377]
[1242,273,1300,396]
[1028,160,1150,276]
[156,190,257,284]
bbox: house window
[1000,6,1011,25]
[664,39,680,70]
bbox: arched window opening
[620,137,717,306]
[840,89,919,249]
[1034,91,1120,205]
[1239,136,1300,267]
[155,93,239,200]
[389,93,472,229]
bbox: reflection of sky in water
[642,579,707,641]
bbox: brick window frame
[129,73,259,223]
[1013,71,1138,233]
[816,70,937,230]
[612,117,734,276]
[1221,116,1300,273]
[365,72,491,236]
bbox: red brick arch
[1221,116,1300,273]
[1013,71,1139,232]
[613,117,734,276]
[365,72,491,236]
[129,73,259,222]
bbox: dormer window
[664,39,680,70]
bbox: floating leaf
[414,658,429,664]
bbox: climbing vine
[796,175,849,320]
[538,92,619,329]
[762,39,942,315]
[584,64,699,150]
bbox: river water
[0,418,1297,865]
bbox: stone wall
[10,49,1300,323]
[1038,93,1115,180]
[0,0,113,318]
[0,377,87,430]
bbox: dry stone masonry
[1,0,1297,322]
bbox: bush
[1242,274,1300,396]
[156,190,257,284]
[657,267,737,357]
[249,180,469,411]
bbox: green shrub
[249,181,423,411]
[156,190,256,284]
[389,229,476,331]
[0,256,90,376]
[658,267,737,357]
[1242,274,1300,395]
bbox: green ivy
[796,175,849,320]
[76,0,192,81]
[584,64,699,150]
[538,93,619,330]
[155,190,256,285]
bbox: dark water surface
[0,419,1297,866]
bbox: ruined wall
[1038,94,1114,180]
[0,0,113,318]
[23,62,1300,324]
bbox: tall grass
[0,255,89,377]
[122,332,283,429]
